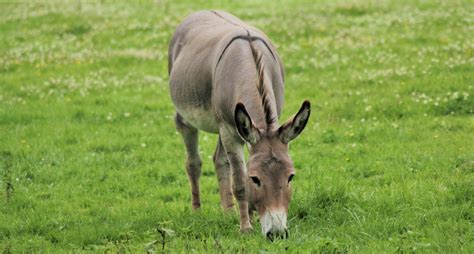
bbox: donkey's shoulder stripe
[209,10,276,70]
[215,35,276,70]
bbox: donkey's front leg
[213,137,234,211]
[175,113,202,210]
[220,132,252,232]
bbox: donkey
[168,10,310,239]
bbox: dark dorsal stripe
[210,10,276,69]
[215,35,276,70]
[211,10,240,27]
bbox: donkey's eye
[250,176,261,187]
[288,174,295,183]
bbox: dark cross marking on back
[210,10,277,129]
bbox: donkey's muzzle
[261,209,288,239]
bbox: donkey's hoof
[240,225,253,233]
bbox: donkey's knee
[213,149,227,170]
[232,168,247,201]
[233,185,246,201]
[186,157,202,178]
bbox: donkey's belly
[177,106,219,134]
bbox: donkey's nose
[266,229,288,241]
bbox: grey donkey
[168,10,311,239]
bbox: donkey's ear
[278,100,311,144]
[235,103,260,145]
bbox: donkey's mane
[208,10,277,129]
[247,31,276,128]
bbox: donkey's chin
[260,209,288,240]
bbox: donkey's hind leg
[213,136,234,211]
[175,113,202,210]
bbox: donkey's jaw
[260,208,288,237]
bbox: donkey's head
[234,100,310,239]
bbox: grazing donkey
[168,10,310,239]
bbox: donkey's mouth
[260,209,288,239]
[266,230,289,241]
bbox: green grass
[1,0,473,252]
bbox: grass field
[1,0,473,252]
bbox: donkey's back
[168,10,280,133]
